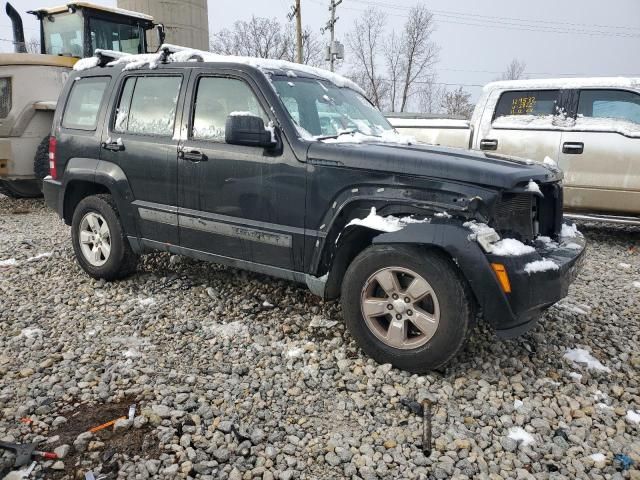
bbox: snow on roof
[35,2,154,21]
[485,77,640,92]
[75,43,365,96]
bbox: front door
[476,89,562,162]
[100,71,188,245]
[177,71,306,271]
[558,88,640,214]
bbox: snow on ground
[589,453,606,462]
[563,348,611,372]
[138,297,156,307]
[347,207,428,233]
[618,262,632,269]
[568,372,583,381]
[524,258,559,274]
[633,281,640,289]
[491,238,535,256]
[20,328,43,338]
[625,410,640,423]
[513,399,523,409]
[507,427,535,446]
[0,258,17,267]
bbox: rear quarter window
[493,90,559,120]
[62,76,110,130]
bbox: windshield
[272,76,392,138]
[90,18,144,54]
[43,12,84,56]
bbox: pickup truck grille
[492,183,562,242]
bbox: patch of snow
[524,258,559,274]
[589,453,606,462]
[596,403,613,410]
[229,111,255,117]
[309,316,338,328]
[73,56,101,71]
[287,81,295,87]
[265,121,277,143]
[508,427,535,446]
[26,252,53,262]
[543,156,557,166]
[20,328,43,338]
[593,390,607,401]
[463,221,497,240]
[563,242,583,250]
[513,399,523,409]
[286,70,297,78]
[138,297,156,307]
[525,180,542,194]
[285,346,304,358]
[568,372,583,381]
[633,281,640,289]
[536,236,553,244]
[347,207,428,233]
[618,262,631,269]
[563,348,610,372]
[123,348,142,358]
[262,300,274,308]
[626,410,640,424]
[321,129,414,145]
[491,238,535,256]
[561,223,582,238]
[434,211,452,218]
[0,258,17,267]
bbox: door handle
[179,147,207,162]
[101,140,124,152]
[480,139,498,151]
[562,142,584,154]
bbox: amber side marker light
[491,263,512,293]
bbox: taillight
[48,136,57,180]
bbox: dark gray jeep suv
[43,46,586,372]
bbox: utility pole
[321,0,343,72]
[288,0,303,63]
[295,0,303,63]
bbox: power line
[345,0,640,38]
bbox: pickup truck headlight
[0,77,11,118]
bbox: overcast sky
[2,0,639,100]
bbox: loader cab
[28,3,160,58]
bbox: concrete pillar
[118,0,209,51]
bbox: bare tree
[500,58,526,80]
[25,37,40,54]
[210,16,322,65]
[383,30,402,112]
[397,5,438,112]
[417,78,444,114]
[345,8,387,108]
[440,86,474,118]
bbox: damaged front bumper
[486,232,586,338]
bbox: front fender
[371,221,513,330]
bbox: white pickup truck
[387,78,640,224]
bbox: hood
[306,141,562,190]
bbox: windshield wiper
[315,129,358,141]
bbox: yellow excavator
[0,2,164,197]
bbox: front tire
[71,194,138,280]
[341,245,473,373]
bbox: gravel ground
[0,196,639,480]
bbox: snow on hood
[485,77,640,92]
[74,44,366,96]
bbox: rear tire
[71,194,138,280]
[341,245,473,373]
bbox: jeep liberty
[43,46,586,372]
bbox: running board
[564,212,640,226]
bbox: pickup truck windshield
[272,77,392,139]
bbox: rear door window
[114,75,182,136]
[62,77,110,130]
[577,89,640,125]
[493,90,560,120]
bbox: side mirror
[225,114,276,148]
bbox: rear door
[477,89,561,161]
[558,88,640,214]
[100,70,188,245]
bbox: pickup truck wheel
[341,245,472,373]
[71,194,138,280]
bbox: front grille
[493,193,535,241]
[0,78,10,118]
[492,183,563,241]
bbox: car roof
[485,77,640,92]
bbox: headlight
[0,77,11,118]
